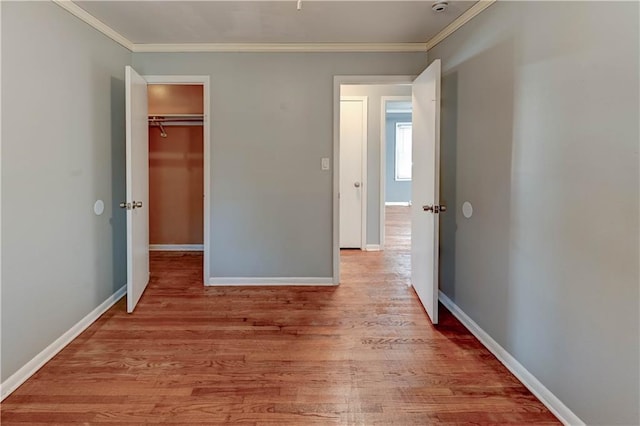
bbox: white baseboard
[207,277,335,286]
[385,202,410,206]
[149,244,203,251]
[0,285,126,401]
[438,291,584,426]
[364,244,381,251]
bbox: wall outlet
[321,157,330,170]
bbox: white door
[411,59,442,324]
[124,66,150,313]
[340,97,367,248]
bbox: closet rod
[149,116,203,123]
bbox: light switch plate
[321,157,330,170]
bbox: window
[395,122,412,181]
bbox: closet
[148,84,204,251]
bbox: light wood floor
[1,207,558,424]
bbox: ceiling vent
[432,0,449,12]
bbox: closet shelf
[149,114,203,123]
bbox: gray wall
[133,55,426,275]
[340,84,412,245]
[385,112,412,203]
[430,1,639,424]
[1,2,130,381]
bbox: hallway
[1,207,558,424]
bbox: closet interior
[148,84,204,251]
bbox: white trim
[334,77,415,284]
[149,244,203,251]
[133,43,427,53]
[340,96,368,251]
[207,277,335,286]
[362,98,368,252]
[0,285,126,401]
[52,1,134,51]
[364,245,381,252]
[438,291,585,426]
[425,0,497,51]
[380,95,413,249]
[385,202,410,206]
[144,75,209,84]
[144,75,211,286]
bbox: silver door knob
[133,201,143,209]
[354,182,361,188]
[423,205,434,212]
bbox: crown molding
[52,0,495,55]
[52,0,134,51]
[425,0,497,51]
[132,43,427,53]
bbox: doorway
[124,68,211,313]
[148,84,204,253]
[333,65,443,325]
[380,96,413,249]
[337,81,413,261]
[144,76,211,286]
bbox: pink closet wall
[148,85,204,246]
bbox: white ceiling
[74,1,477,44]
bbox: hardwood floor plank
[0,206,559,424]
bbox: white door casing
[125,65,150,313]
[339,97,367,249]
[411,59,442,324]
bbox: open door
[411,59,442,324]
[124,66,150,313]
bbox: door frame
[339,96,368,250]
[143,75,211,285]
[379,95,413,250]
[333,75,415,284]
